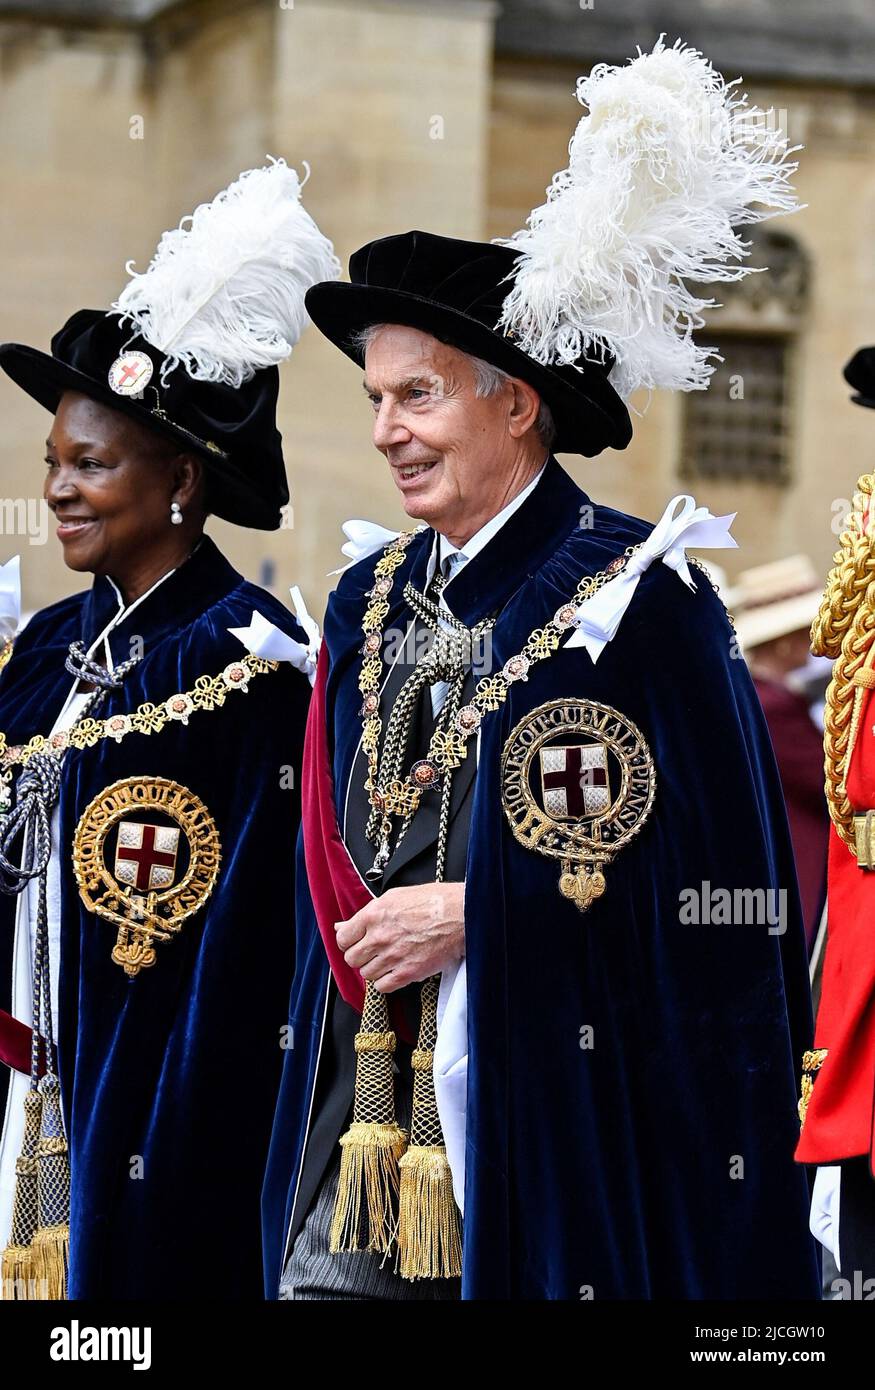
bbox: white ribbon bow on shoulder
[0,555,21,651]
[328,519,402,576]
[565,495,737,662]
[228,585,321,687]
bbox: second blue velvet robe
[262,459,821,1300]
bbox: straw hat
[731,555,823,651]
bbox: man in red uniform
[796,346,875,1288]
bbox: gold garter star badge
[73,776,221,976]
[500,699,656,910]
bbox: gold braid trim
[354,1030,397,1053]
[815,473,875,853]
[812,473,875,658]
[798,1048,829,1128]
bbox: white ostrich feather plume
[495,36,804,400]
[112,157,340,387]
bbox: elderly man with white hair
[262,38,821,1301]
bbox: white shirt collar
[426,462,546,586]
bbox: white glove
[810,1165,841,1269]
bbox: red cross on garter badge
[540,743,611,818]
[114,821,180,891]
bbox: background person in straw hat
[734,556,830,953]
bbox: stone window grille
[680,229,809,485]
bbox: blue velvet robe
[262,458,821,1300]
[0,536,309,1299]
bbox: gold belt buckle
[854,810,875,869]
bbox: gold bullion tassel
[330,981,408,1255]
[1,1088,42,1300]
[30,1072,70,1300]
[398,1144,462,1280]
[397,976,462,1280]
[798,1048,829,1128]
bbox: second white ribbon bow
[228,585,321,686]
[565,495,737,662]
[328,519,402,576]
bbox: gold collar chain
[0,653,278,776]
[357,529,640,853]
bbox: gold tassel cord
[1,1088,41,1300]
[331,1122,408,1256]
[30,1224,69,1302]
[397,978,462,1280]
[1,1073,70,1301]
[330,985,409,1256]
[0,1244,33,1303]
[33,1072,70,1300]
[398,1146,463,1281]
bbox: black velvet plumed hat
[306,39,805,458]
[305,231,633,458]
[0,309,288,529]
[0,158,340,530]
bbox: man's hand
[335,882,465,993]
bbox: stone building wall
[0,0,496,614]
[1,0,874,616]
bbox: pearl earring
[170,502,183,526]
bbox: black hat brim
[304,282,632,457]
[0,342,285,530]
[844,347,875,411]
